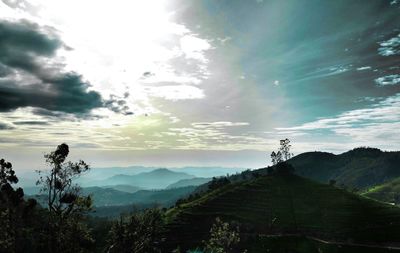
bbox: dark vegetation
[166,177,211,189]
[163,174,400,251]
[2,140,400,252]
[33,185,196,209]
[0,144,94,253]
[363,177,400,204]
[285,147,400,189]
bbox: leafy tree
[0,158,21,253]
[37,143,93,253]
[270,151,281,166]
[0,159,18,186]
[107,208,165,253]
[270,139,293,166]
[279,138,293,161]
[203,217,241,253]
[0,159,42,253]
[209,177,230,191]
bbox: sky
[0,0,400,171]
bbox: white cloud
[1,0,213,110]
[378,33,400,56]
[180,35,212,63]
[356,66,371,71]
[192,121,249,128]
[168,123,272,151]
[276,94,400,149]
[144,85,205,100]
[375,74,400,86]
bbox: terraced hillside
[163,174,400,252]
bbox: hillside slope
[285,147,400,189]
[363,177,400,204]
[164,174,400,251]
[166,177,211,189]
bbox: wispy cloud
[375,74,400,86]
[356,66,372,71]
[276,93,400,149]
[378,33,400,56]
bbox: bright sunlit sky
[0,0,400,171]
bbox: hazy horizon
[1,0,400,171]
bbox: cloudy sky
[0,0,400,171]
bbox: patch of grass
[363,177,400,203]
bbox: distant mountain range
[102,184,142,193]
[32,185,196,208]
[93,168,195,189]
[69,166,245,189]
[26,168,215,211]
[85,185,196,207]
[166,177,211,189]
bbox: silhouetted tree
[270,139,293,167]
[279,138,293,161]
[209,177,231,191]
[203,217,242,253]
[0,158,21,253]
[107,208,165,253]
[270,151,283,166]
[0,159,40,253]
[37,143,93,253]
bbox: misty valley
[2,143,400,253]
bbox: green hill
[285,147,400,189]
[363,177,400,204]
[163,174,400,252]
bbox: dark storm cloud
[0,20,105,115]
[13,121,50,126]
[104,94,133,115]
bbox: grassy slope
[164,174,400,251]
[286,148,400,189]
[363,177,400,203]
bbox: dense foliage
[107,208,165,253]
